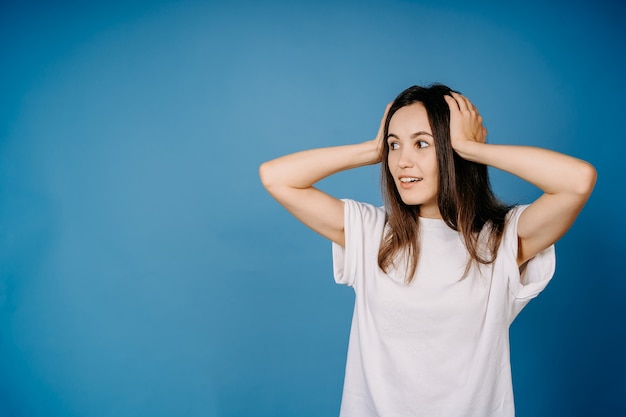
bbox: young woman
[259,84,596,417]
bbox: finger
[451,92,481,118]
[450,92,473,113]
[376,102,394,141]
[444,95,461,112]
[463,96,480,116]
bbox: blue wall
[1,0,624,416]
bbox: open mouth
[400,177,423,183]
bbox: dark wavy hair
[377,84,511,282]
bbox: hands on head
[372,102,393,164]
[444,92,488,155]
[375,93,487,164]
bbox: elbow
[258,161,270,189]
[258,160,277,191]
[573,162,597,197]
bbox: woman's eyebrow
[387,130,433,139]
[411,131,433,138]
[387,131,433,140]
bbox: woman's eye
[389,142,400,150]
[417,140,430,149]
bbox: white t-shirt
[332,199,555,417]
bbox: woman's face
[387,102,440,218]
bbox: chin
[398,193,438,212]
[399,197,419,206]
[397,192,425,206]
[399,197,426,207]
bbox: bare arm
[259,107,388,246]
[445,93,597,266]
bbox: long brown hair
[377,84,511,282]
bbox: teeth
[400,177,421,183]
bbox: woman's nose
[398,149,414,168]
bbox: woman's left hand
[444,92,487,155]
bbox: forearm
[454,142,596,196]
[259,139,380,191]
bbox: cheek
[425,156,440,190]
[428,154,439,175]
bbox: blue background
[1,0,624,416]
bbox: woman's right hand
[371,103,393,164]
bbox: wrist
[453,141,484,162]
[363,138,382,165]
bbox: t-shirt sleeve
[501,205,556,302]
[332,199,385,288]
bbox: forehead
[388,102,431,134]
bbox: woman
[259,84,596,417]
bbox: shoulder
[341,199,387,235]
[503,205,556,300]
[495,205,526,249]
[342,199,386,220]
[499,204,557,270]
